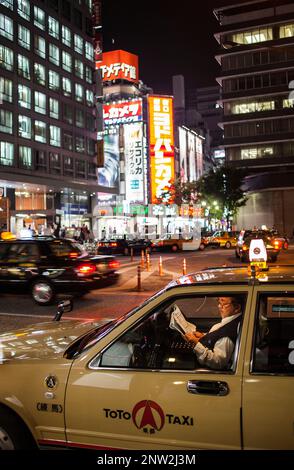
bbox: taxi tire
[225,241,231,249]
[0,405,36,450]
[199,243,205,251]
[31,279,55,306]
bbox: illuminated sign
[103,99,142,126]
[148,95,175,203]
[96,50,138,83]
[124,123,145,204]
[98,133,120,189]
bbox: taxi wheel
[31,279,55,305]
[225,241,231,249]
[0,406,36,450]
[199,243,205,251]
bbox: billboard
[124,122,145,204]
[178,126,204,182]
[96,50,138,83]
[103,99,142,126]
[98,133,120,189]
[148,95,175,203]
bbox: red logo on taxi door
[132,400,165,433]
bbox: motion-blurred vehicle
[97,238,152,255]
[269,231,289,250]
[238,231,280,262]
[0,237,119,305]
[152,235,200,252]
[1,265,294,449]
[208,231,239,249]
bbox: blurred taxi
[1,263,294,450]
[208,230,239,249]
[152,235,200,252]
[239,231,280,263]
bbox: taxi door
[64,287,253,450]
[242,285,294,449]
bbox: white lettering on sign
[100,63,137,80]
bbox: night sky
[102,0,249,94]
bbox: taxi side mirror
[54,299,73,321]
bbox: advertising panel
[148,95,175,203]
[179,127,188,182]
[188,131,196,182]
[124,122,145,204]
[103,99,142,126]
[98,133,120,189]
[96,50,139,83]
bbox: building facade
[214,0,294,235]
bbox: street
[0,246,293,333]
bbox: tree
[155,178,199,205]
[195,165,248,227]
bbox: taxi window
[49,240,82,257]
[95,294,246,372]
[252,294,294,374]
[6,243,40,262]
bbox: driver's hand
[184,331,205,344]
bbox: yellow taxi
[208,230,239,249]
[0,265,294,450]
[152,235,200,252]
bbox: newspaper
[169,304,196,336]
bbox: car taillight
[76,264,96,275]
[69,252,78,258]
[242,245,248,251]
[110,242,117,247]
[273,240,280,249]
[108,260,120,270]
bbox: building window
[19,146,32,168]
[73,8,82,30]
[49,152,61,174]
[34,120,46,143]
[18,54,30,79]
[0,141,13,166]
[75,136,85,153]
[85,41,94,61]
[18,25,30,50]
[35,150,46,171]
[62,51,72,72]
[50,125,61,147]
[0,13,13,41]
[61,25,71,47]
[61,0,71,21]
[49,70,60,91]
[64,155,74,175]
[48,16,59,39]
[34,6,45,30]
[75,59,84,79]
[17,0,30,21]
[74,34,83,54]
[75,83,84,102]
[0,45,13,71]
[1,0,13,10]
[63,132,73,150]
[18,84,31,109]
[86,89,94,107]
[0,77,12,103]
[63,103,73,124]
[0,110,12,134]
[75,109,85,128]
[49,44,59,66]
[34,63,45,86]
[62,77,71,97]
[49,98,59,119]
[18,115,31,139]
[241,147,274,160]
[86,114,95,132]
[85,66,93,84]
[34,35,46,58]
[280,24,294,39]
[283,99,294,108]
[87,139,95,155]
[231,101,275,114]
[34,91,46,115]
[76,159,86,178]
[231,27,273,45]
[88,162,97,179]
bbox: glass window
[85,66,93,84]
[34,91,46,115]
[62,77,71,97]
[232,27,273,45]
[18,84,31,109]
[35,150,46,171]
[75,83,84,103]
[62,51,72,72]
[85,41,94,61]
[76,159,86,178]
[75,109,85,128]
[48,16,59,39]
[50,125,61,147]
[75,136,85,153]
[0,45,13,71]
[63,132,73,151]
[49,152,61,174]
[49,98,59,119]
[86,89,94,106]
[34,35,46,58]
[19,146,32,168]
[64,155,74,175]
[18,25,30,50]
[0,141,13,166]
[0,109,12,134]
[280,24,294,39]
[61,25,71,47]
[34,63,45,86]
[49,44,59,66]
[18,115,31,139]
[87,138,95,155]
[34,120,46,143]
[63,103,73,124]
[18,54,30,79]
[0,13,13,41]
[49,70,60,91]
[17,0,30,21]
[74,34,83,54]
[34,6,45,30]
[1,0,13,10]
[75,59,84,79]
[283,99,294,108]
[0,77,12,103]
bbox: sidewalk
[117,263,180,292]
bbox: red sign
[103,99,142,126]
[96,50,139,83]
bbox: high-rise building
[214,0,294,234]
[0,0,102,234]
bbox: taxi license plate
[251,261,267,269]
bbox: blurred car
[0,237,119,305]
[239,232,280,262]
[97,238,152,255]
[208,231,239,249]
[152,235,200,252]
[269,231,289,250]
[1,265,294,449]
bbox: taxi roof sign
[249,238,267,263]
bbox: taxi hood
[0,319,104,363]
